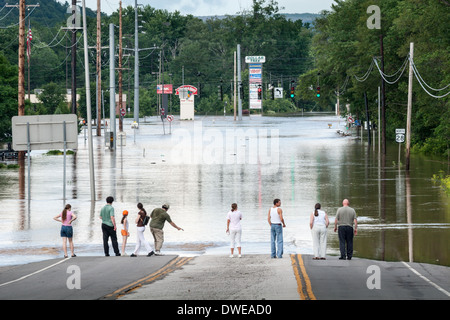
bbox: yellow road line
[103,256,193,299]
[290,254,316,300]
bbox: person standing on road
[334,199,357,260]
[309,203,329,260]
[150,204,183,255]
[99,196,121,256]
[268,199,286,258]
[53,204,77,258]
[226,203,242,258]
[121,210,129,256]
[131,203,154,257]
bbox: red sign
[157,84,173,94]
[175,85,198,96]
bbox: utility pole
[82,0,95,201]
[9,0,39,160]
[234,51,237,121]
[118,1,123,132]
[17,0,26,120]
[109,23,116,150]
[237,44,242,120]
[380,34,387,156]
[406,42,414,171]
[96,0,102,136]
[134,0,139,124]
[71,0,78,114]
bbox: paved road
[0,255,185,300]
[120,254,450,300]
[0,254,449,300]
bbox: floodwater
[0,115,448,267]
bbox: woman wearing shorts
[53,204,77,258]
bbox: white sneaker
[229,254,234,258]
[155,251,163,256]
[238,254,242,258]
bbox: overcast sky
[77,0,335,16]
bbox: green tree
[37,82,65,114]
[0,53,17,141]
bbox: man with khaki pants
[150,204,184,255]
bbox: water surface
[0,115,448,266]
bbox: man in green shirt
[150,204,183,255]
[99,196,121,256]
[334,199,357,260]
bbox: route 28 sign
[396,128,405,143]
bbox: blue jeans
[271,224,283,258]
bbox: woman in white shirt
[226,203,242,258]
[309,203,329,260]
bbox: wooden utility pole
[96,0,101,136]
[18,0,26,118]
[119,1,123,132]
[71,0,77,115]
[380,34,387,156]
[406,42,414,171]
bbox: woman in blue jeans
[268,199,286,258]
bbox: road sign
[120,108,126,117]
[396,134,405,143]
[12,114,78,151]
[245,56,266,63]
[167,115,174,122]
[396,128,405,134]
[274,87,283,99]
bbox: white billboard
[12,114,78,151]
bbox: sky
[76,0,335,16]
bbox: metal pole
[82,0,95,201]
[96,0,101,136]
[237,44,242,121]
[378,86,381,154]
[27,122,30,201]
[110,23,116,150]
[406,42,414,171]
[133,0,139,124]
[63,121,67,201]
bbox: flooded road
[0,115,448,266]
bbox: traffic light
[316,86,321,98]
[290,80,295,99]
[257,85,262,100]
[218,84,223,101]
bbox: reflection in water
[0,116,448,266]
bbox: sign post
[246,56,265,113]
[396,128,405,168]
[176,85,198,120]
